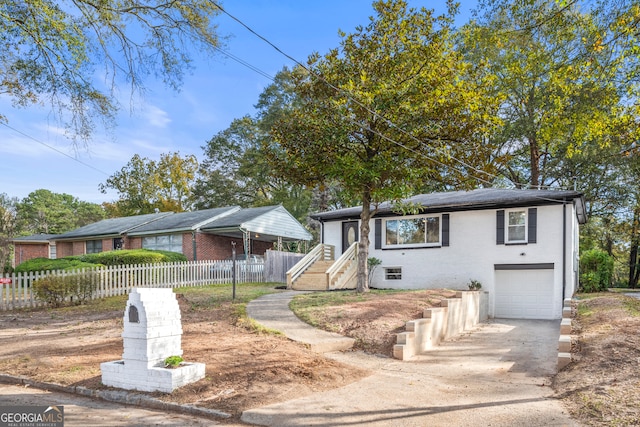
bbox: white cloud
[142,104,171,128]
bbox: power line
[213,3,572,192]
[0,122,110,176]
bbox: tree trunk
[629,205,640,289]
[356,189,372,293]
[529,135,541,189]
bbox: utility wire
[213,3,573,192]
[0,122,110,176]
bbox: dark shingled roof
[311,188,586,221]
[127,207,239,235]
[55,212,172,240]
[13,234,59,242]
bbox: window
[142,234,183,253]
[49,244,57,259]
[507,210,527,243]
[86,240,102,254]
[383,215,440,248]
[385,267,402,280]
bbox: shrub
[16,250,187,274]
[15,257,97,273]
[468,279,482,290]
[79,249,187,266]
[32,271,98,307]
[164,355,184,368]
[579,249,614,292]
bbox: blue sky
[1,1,476,205]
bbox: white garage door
[494,268,555,319]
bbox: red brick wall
[126,236,142,250]
[14,243,49,265]
[186,233,275,261]
[72,241,85,255]
[57,242,74,258]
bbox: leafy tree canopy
[268,0,502,291]
[17,189,105,235]
[0,0,222,143]
[100,152,198,215]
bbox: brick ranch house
[13,205,311,266]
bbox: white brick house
[311,188,587,320]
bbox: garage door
[494,266,555,319]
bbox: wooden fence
[264,249,305,283]
[0,259,265,311]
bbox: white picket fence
[0,259,264,311]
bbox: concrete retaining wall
[558,298,573,370]
[393,291,488,361]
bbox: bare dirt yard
[0,287,638,426]
[553,292,640,426]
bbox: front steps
[290,260,333,290]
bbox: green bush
[32,271,98,307]
[16,250,187,273]
[580,249,614,292]
[15,257,97,273]
[79,249,186,266]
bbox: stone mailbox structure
[101,288,205,393]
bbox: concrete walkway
[243,291,579,427]
[246,292,355,353]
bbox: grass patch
[623,297,640,317]
[175,282,281,307]
[577,303,593,317]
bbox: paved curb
[0,373,231,420]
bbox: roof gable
[201,205,312,241]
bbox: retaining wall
[558,298,574,370]
[393,291,488,361]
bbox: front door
[342,221,359,253]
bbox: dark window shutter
[496,210,505,245]
[528,208,537,244]
[375,219,382,249]
[442,214,450,247]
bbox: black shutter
[528,208,537,244]
[442,214,450,247]
[496,210,505,245]
[375,219,382,249]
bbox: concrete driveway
[242,319,579,427]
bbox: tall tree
[0,194,18,272]
[101,152,198,215]
[268,0,501,292]
[0,0,222,143]
[16,189,105,235]
[462,0,624,189]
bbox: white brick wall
[101,288,205,393]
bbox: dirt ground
[0,289,453,424]
[0,289,637,426]
[553,292,640,426]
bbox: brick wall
[187,233,275,261]
[57,242,74,258]
[14,243,49,265]
[126,236,142,250]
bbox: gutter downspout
[562,200,567,302]
[192,231,197,261]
